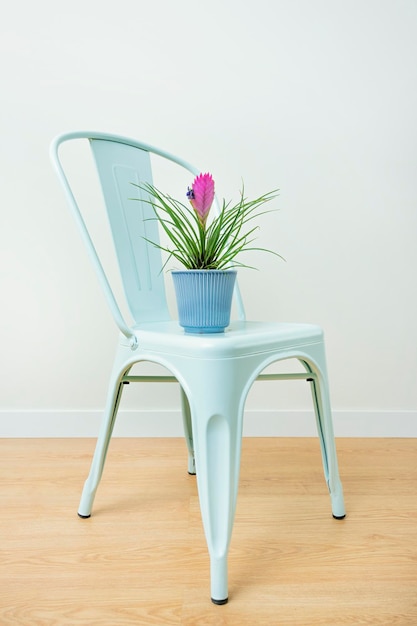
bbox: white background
[1,0,416,436]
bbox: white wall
[1,0,416,436]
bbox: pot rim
[171,269,237,275]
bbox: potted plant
[133,173,282,333]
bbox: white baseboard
[0,409,416,437]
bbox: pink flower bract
[188,173,215,227]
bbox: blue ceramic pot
[172,270,237,334]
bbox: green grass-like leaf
[130,182,283,271]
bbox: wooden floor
[1,438,416,625]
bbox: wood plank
[0,438,416,624]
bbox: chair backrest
[50,131,245,345]
[89,137,173,324]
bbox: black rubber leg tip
[333,514,346,520]
[211,597,228,605]
[188,471,196,476]
[78,513,91,519]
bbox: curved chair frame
[50,132,345,604]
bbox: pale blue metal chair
[50,131,345,605]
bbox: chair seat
[126,320,324,359]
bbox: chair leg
[304,355,346,520]
[78,372,126,518]
[185,367,245,604]
[180,387,195,475]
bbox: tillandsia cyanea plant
[132,173,283,270]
